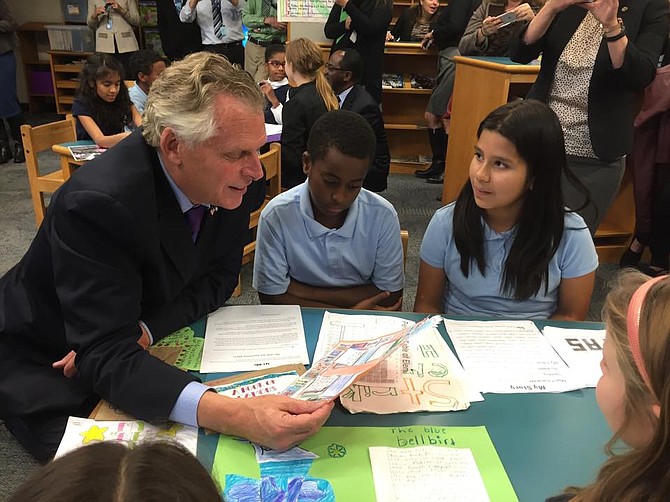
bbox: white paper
[201,305,309,373]
[369,446,490,502]
[445,320,580,393]
[543,326,606,387]
[340,326,482,414]
[281,316,442,401]
[55,417,198,458]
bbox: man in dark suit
[156,0,202,62]
[324,49,391,192]
[0,52,332,463]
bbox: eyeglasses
[267,60,285,67]
[325,63,349,72]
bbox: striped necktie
[211,0,225,39]
[174,0,182,13]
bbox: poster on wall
[278,0,335,23]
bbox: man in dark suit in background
[325,49,391,192]
[0,52,332,463]
[156,0,202,61]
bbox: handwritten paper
[55,417,198,458]
[543,326,606,387]
[154,326,204,371]
[281,316,443,401]
[369,446,490,502]
[209,369,302,399]
[445,320,580,393]
[201,305,309,373]
[278,0,335,22]
[340,325,481,414]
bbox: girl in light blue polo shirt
[414,100,598,320]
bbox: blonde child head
[570,269,670,501]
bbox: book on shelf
[381,73,403,89]
[409,73,436,89]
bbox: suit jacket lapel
[150,150,198,285]
[341,85,358,110]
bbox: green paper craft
[155,327,195,347]
[174,338,204,371]
[212,425,518,501]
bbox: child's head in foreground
[568,269,670,501]
[302,110,376,227]
[8,441,221,502]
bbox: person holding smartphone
[459,0,539,56]
[509,0,668,235]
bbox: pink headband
[626,274,667,391]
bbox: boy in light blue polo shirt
[128,49,166,114]
[253,110,404,309]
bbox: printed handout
[369,446,491,502]
[445,320,580,393]
[543,326,606,387]
[68,144,106,161]
[201,305,309,373]
[280,316,443,401]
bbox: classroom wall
[9,0,64,104]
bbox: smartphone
[496,11,517,28]
[487,4,505,17]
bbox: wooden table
[51,140,90,180]
[441,56,634,263]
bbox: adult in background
[387,0,442,42]
[87,0,140,76]
[324,0,393,104]
[0,52,332,463]
[459,0,540,56]
[281,38,338,189]
[243,0,287,82]
[509,0,668,234]
[156,0,202,61]
[414,0,482,184]
[325,48,391,192]
[180,0,245,67]
[0,0,25,164]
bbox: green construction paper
[174,338,204,371]
[212,425,518,501]
[155,326,196,347]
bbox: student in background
[254,110,404,311]
[128,49,167,114]
[8,441,222,502]
[280,38,338,189]
[259,44,289,125]
[547,270,670,501]
[324,0,393,104]
[414,100,597,320]
[242,0,287,81]
[72,53,142,148]
[387,0,442,42]
[324,48,390,192]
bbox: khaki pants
[245,40,268,82]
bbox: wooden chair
[233,143,282,297]
[401,229,409,269]
[21,116,77,227]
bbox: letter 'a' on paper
[369,446,490,502]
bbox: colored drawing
[56,417,198,459]
[212,426,518,502]
[80,424,108,444]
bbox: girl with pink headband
[548,270,670,501]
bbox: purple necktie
[185,205,207,242]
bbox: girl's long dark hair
[76,53,132,135]
[453,100,591,300]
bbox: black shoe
[13,140,25,164]
[619,247,643,268]
[0,141,11,164]
[427,173,444,184]
[415,162,444,179]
